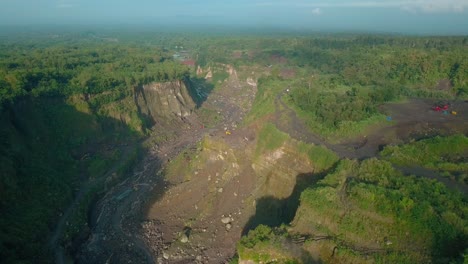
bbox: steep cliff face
[0,95,142,262]
[135,80,196,123]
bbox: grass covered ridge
[381,135,468,183]
[244,76,285,124]
[294,158,467,263]
[255,123,338,172]
[238,225,306,264]
[255,123,289,157]
[239,158,468,263]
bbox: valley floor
[76,65,468,263]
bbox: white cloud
[409,0,467,13]
[56,0,74,9]
[255,0,468,13]
[311,7,322,15]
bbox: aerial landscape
[0,1,467,263]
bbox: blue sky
[1,0,467,34]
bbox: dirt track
[74,66,257,263]
[141,67,258,263]
[273,90,468,194]
[275,90,468,160]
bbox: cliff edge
[135,80,196,123]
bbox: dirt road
[273,89,468,193]
[274,90,468,160]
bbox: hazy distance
[1,0,468,35]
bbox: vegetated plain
[0,28,467,263]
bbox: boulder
[221,217,232,224]
[180,234,189,243]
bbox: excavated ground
[76,66,259,263]
[76,64,468,263]
[141,88,468,263]
[142,67,260,263]
[353,98,468,158]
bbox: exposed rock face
[226,64,237,78]
[246,77,257,87]
[196,65,203,76]
[252,144,314,199]
[135,80,196,122]
[205,67,213,79]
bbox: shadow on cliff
[0,95,154,263]
[240,166,338,263]
[186,77,215,108]
[133,78,214,127]
[242,168,335,234]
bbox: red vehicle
[432,103,449,112]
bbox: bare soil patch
[273,92,468,160]
[141,67,259,263]
[352,98,468,158]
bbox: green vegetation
[1,30,467,264]
[245,76,285,123]
[0,97,140,262]
[255,123,289,157]
[182,33,468,264]
[255,121,338,170]
[165,146,197,182]
[296,141,338,172]
[191,34,468,263]
[145,33,467,140]
[290,83,392,139]
[0,41,189,108]
[240,158,467,263]
[0,33,193,263]
[292,39,466,92]
[238,225,302,264]
[301,158,467,263]
[211,70,229,84]
[233,35,467,139]
[196,108,222,128]
[381,135,468,183]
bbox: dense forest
[0,30,467,263]
[0,40,189,109]
[0,33,191,262]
